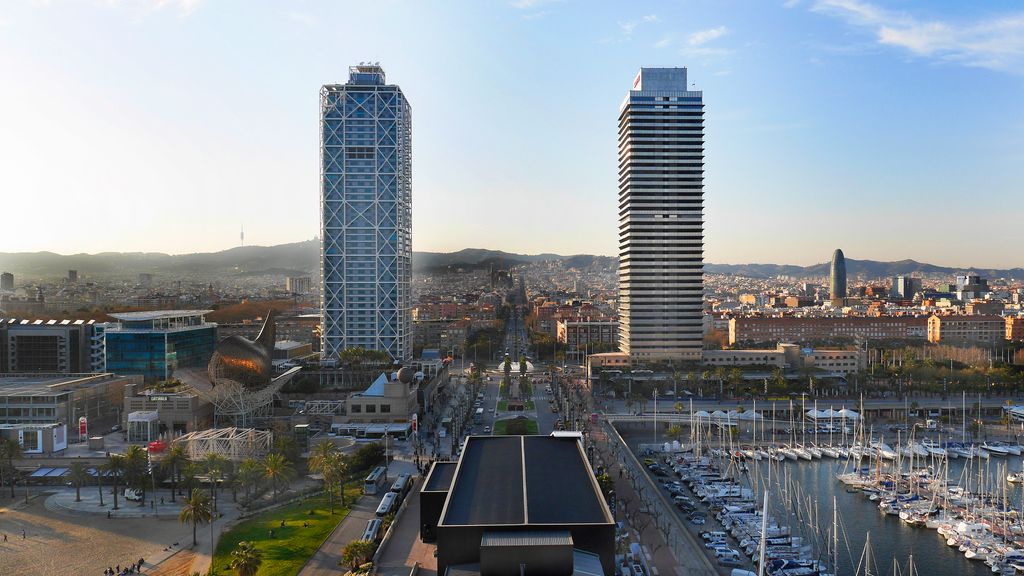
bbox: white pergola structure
[174,427,273,462]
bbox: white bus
[376,491,398,517]
[363,466,387,495]
[474,408,484,423]
[361,518,383,543]
[390,473,412,499]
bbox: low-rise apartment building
[927,315,1005,344]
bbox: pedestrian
[21,529,26,539]
[2,533,6,542]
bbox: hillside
[0,242,1019,281]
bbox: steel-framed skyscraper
[320,64,412,362]
[618,67,704,362]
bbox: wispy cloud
[810,0,1024,73]
[509,0,560,9]
[619,14,658,38]
[661,25,732,60]
[688,25,728,46]
[287,11,317,28]
[152,0,202,17]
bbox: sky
[1,1,1022,267]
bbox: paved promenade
[297,497,378,576]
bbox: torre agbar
[320,65,412,363]
[617,67,705,362]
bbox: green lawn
[211,489,359,576]
[497,400,507,411]
[493,418,539,435]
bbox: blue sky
[1,1,1022,267]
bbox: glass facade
[320,65,412,362]
[105,326,216,381]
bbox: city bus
[390,473,412,500]
[361,518,383,543]
[376,491,398,517]
[363,466,387,495]
[474,408,484,423]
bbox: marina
[621,403,1024,576]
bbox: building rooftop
[108,310,212,321]
[355,373,389,397]
[274,340,308,350]
[440,435,612,527]
[0,373,125,397]
[424,461,458,492]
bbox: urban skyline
[2,2,1023,266]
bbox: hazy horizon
[4,238,1024,272]
[2,1,1023,267]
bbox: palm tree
[68,461,91,502]
[103,454,126,510]
[204,453,227,512]
[179,488,214,547]
[124,445,149,506]
[96,463,105,507]
[238,458,262,501]
[326,453,348,508]
[1,439,22,498]
[181,462,200,497]
[309,440,339,473]
[224,467,241,503]
[263,453,294,500]
[317,452,347,514]
[163,444,188,503]
[308,441,339,512]
[341,539,376,570]
[229,541,263,576]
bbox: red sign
[78,416,88,438]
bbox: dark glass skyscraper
[618,68,705,362]
[320,65,412,363]
[830,249,847,300]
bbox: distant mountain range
[705,260,1024,280]
[0,241,1019,281]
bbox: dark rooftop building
[430,435,615,575]
[421,461,457,542]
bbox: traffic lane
[533,379,560,435]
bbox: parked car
[689,514,706,525]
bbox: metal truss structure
[174,427,273,462]
[300,400,345,416]
[187,367,299,428]
[320,64,412,363]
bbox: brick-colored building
[1007,317,1024,342]
[729,316,928,345]
[927,315,1005,344]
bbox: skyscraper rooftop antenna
[240,225,245,247]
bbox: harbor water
[745,456,1024,576]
